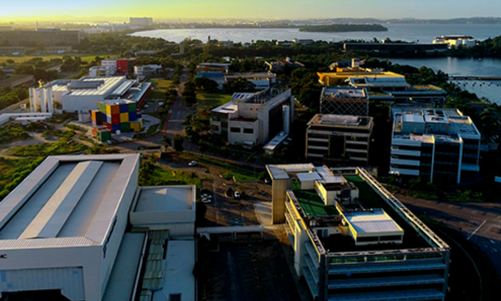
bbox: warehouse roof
[133,186,194,213]
[47,76,127,97]
[0,154,139,247]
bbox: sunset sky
[1,0,499,20]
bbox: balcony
[390,167,420,176]
[328,274,444,289]
[390,158,420,167]
[391,148,421,157]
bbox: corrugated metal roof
[0,154,140,248]
[344,209,404,235]
[0,236,98,249]
[20,161,103,239]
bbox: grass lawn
[0,54,108,64]
[0,157,44,201]
[8,130,88,157]
[151,79,174,89]
[148,79,174,101]
[141,166,201,188]
[196,93,233,108]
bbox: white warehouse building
[0,154,196,301]
[32,76,152,113]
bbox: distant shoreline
[299,24,388,33]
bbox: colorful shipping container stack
[97,100,142,134]
[91,110,103,128]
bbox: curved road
[397,193,501,275]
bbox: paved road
[165,94,194,135]
[397,193,501,275]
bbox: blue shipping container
[119,104,129,113]
[111,123,121,133]
[129,111,137,121]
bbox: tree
[162,135,172,150]
[173,134,184,153]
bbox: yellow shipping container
[120,112,129,123]
[130,122,140,132]
[106,105,112,115]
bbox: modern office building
[320,87,368,115]
[37,76,151,112]
[134,64,162,78]
[218,40,234,47]
[266,164,450,301]
[89,66,112,77]
[318,67,447,107]
[211,88,294,147]
[265,58,304,73]
[101,59,135,75]
[129,17,154,27]
[433,35,476,48]
[318,69,405,87]
[224,72,277,90]
[197,71,277,90]
[390,107,481,184]
[0,29,80,46]
[0,154,196,301]
[197,62,231,72]
[306,114,373,165]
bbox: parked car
[201,193,212,199]
[234,191,241,199]
[201,197,212,204]
[188,161,197,166]
[264,178,271,184]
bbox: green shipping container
[98,102,106,113]
[128,103,137,112]
[97,130,111,142]
[120,122,131,132]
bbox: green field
[8,130,88,157]
[196,93,233,108]
[0,54,110,64]
[142,166,201,188]
[151,79,174,89]
[148,79,174,101]
[0,157,44,201]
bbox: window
[211,125,219,131]
[230,127,240,133]
[170,294,181,301]
[243,128,254,134]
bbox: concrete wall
[0,245,101,301]
[227,120,259,145]
[271,179,290,224]
[62,95,105,113]
[98,159,139,299]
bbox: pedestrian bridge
[197,225,282,240]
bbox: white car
[202,193,212,199]
[234,191,241,199]
[188,161,197,166]
[201,197,212,204]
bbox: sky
[1,0,500,21]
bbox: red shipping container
[111,114,120,124]
[103,122,112,130]
[116,59,129,74]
